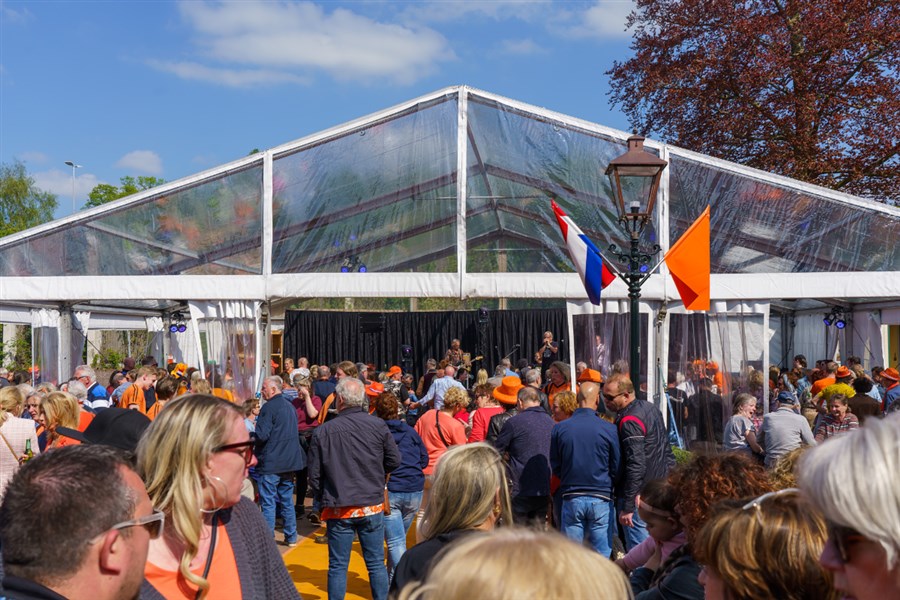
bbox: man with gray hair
[73,365,110,411]
[420,364,464,410]
[256,375,305,547]
[757,390,816,468]
[309,377,400,600]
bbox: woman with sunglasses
[137,394,301,599]
[798,412,900,600]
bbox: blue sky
[1,1,636,219]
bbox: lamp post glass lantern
[605,135,667,387]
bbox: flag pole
[638,254,667,287]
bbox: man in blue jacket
[256,375,306,547]
[550,381,620,555]
[309,377,401,600]
[494,385,555,527]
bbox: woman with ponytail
[137,394,300,599]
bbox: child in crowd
[615,479,686,573]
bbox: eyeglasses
[827,521,869,563]
[214,440,255,466]
[109,508,165,539]
[741,488,799,524]
[603,392,624,403]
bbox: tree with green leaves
[0,161,58,237]
[85,175,166,207]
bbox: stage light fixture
[823,315,834,326]
[823,307,847,329]
[400,344,413,359]
[358,263,367,273]
[835,318,845,329]
[477,306,489,324]
[169,311,187,334]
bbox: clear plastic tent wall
[1,86,899,396]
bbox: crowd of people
[0,343,898,600]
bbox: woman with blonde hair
[137,394,300,599]
[0,386,40,497]
[693,489,837,600]
[399,528,632,600]
[391,443,513,595]
[39,391,81,449]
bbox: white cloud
[563,1,635,39]
[147,59,309,87]
[115,150,163,176]
[159,1,454,86]
[398,1,551,25]
[17,151,49,165]
[497,38,547,56]
[2,5,33,24]
[33,169,101,206]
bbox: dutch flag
[551,200,616,305]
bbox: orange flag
[664,205,710,311]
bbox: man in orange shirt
[119,367,157,414]
[810,361,838,398]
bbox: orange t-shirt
[77,409,95,432]
[810,376,836,398]
[120,385,147,414]
[212,388,235,403]
[144,524,241,599]
[544,381,573,408]
[146,401,165,421]
[414,409,467,475]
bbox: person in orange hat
[577,369,603,385]
[881,367,900,412]
[365,381,385,414]
[485,375,524,445]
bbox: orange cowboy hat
[492,375,524,406]
[577,369,603,384]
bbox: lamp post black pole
[610,232,660,390]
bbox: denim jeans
[383,490,423,579]
[623,503,648,551]
[258,472,297,544]
[327,512,389,600]
[561,495,613,557]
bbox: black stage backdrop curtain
[283,308,567,379]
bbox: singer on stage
[538,331,559,380]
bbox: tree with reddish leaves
[607,0,899,203]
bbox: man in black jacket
[603,373,676,551]
[309,377,401,600]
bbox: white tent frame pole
[456,88,468,299]
[263,151,274,277]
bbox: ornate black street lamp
[605,135,668,388]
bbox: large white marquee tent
[2,85,899,403]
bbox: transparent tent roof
[2,86,898,288]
